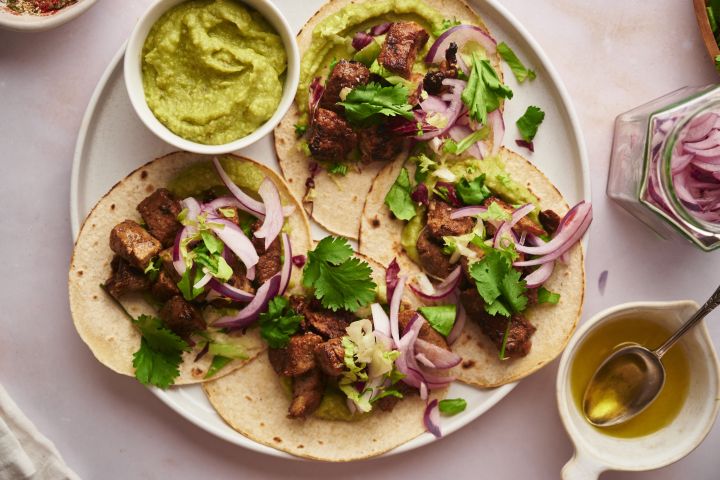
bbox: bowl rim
[123,0,300,155]
[0,0,98,32]
[693,0,720,61]
[556,300,720,473]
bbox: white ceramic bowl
[0,0,97,31]
[124,0,300,155]
[557,301,720,479]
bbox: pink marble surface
[0,0,718,478]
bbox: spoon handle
[655,285,720,358]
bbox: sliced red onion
[193,271,212,289]
[369,22,391,36]
[514,202,593,267]
[308,77,324,125]
[516,139,534,152]
[207,278,255,302]
[352,31,373,51]
[446,304,466,345]
[685,112,717,142]
[420,95,448,114]
[684,130,720,151]
[415,338,462,368]
[253,178,285,250]
[246,265,256,281]
[450,206,488,219]
[419,381,428,400]
[212,157,265,216]
[389,275,406,345]
[488,109,504,155]
[278,233,292,295]
[523,260,555,288]
[409,266,462,301]
[291,255,306,267]
[209,219,259,270]
[416,79,465,140]
[493,203,536,249]
[182,197,201,222]
[386,258,400,302]
[371,303,391,338]
[416,354,435,369]
[425,24,497,66]
[213,274,281,330]
[424,399,442,438]
[172,227,192,276]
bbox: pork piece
[159,295,206,341]
[288,295,353,339]
[426,199,474,239]
[308,108,357,160]
[357,124,404,162]
[314,338,345,377]
[251,221,282,285]
[416,228,454,279]
[459,288,536,358]
[270,333,324,377]
[483,197,546,237]
[423,42,458,94]
[224,249,256,295]
[137,188,182,247]
[320,60,370,112]
[288,368,325,418]
[151,267,180,301]
[376,382,416,412]
[109,220,162,270]
[378,22,430,78]
[539,209,561,236]
[398,309,448,350]
[105,256,150,299]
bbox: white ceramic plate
[70,0,590,459]
[0,0,97,31]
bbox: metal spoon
[582,285,720,427]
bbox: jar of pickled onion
[607,84,720,251]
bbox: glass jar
[607,84,720,251]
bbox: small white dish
[557,301,720,479]
[0,0,96,31]
[123,0,300,155]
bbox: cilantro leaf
[259,297,303,348]
[538,287,561,304]
[500,269,527,313]
[339,82,414,124]
[439,398,467,415]
[456,175,491,205]
[132,314,189,389]
[497,42,536,83]
[469,249,527,317]
[384,167,417,221]
[303,237,377,311]
[461,52,513,124]
[328,163,348,176]
[516,106,545,142]
[418,305,456,337]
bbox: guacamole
[296,0,445,114]
[142,0,287,145]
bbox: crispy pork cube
[308,108,357,160]
[378,22,429,78]
[105,256,150,299]
[320,60,370,112]
[137,188,182,247]
[109,220,162,270]
[159,295,206,341]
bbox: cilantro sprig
[469,248,528,317]
[338,82,414,125]
[259,297,303,348]
[303,237,377,312]
[516,106,545,142]
[497,42,536,83]
[384,167,417,221]
[461,52,513,124]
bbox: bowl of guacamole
[124,0,300,154]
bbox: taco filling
[96,156,304,388]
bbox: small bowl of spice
[0,0,97,31]
[556,301,720,479]
[124,0,299,155]
[694,0,720,70]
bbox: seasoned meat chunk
[251,221,282,285]
[157,247,177,279]
[539,209,561,236]
[376,382,415,412]
[305,304,353,339]
[159,295,206,341]
[288,368,325,418]
[308,108,357,160]
[109,220,162,269]
[416,228,454,279]
[314,338,345,377]
[483,197,546,237]
[151,267,180,301]
[137,188,182,247]
[268,348,289,376]
[459,288,536,358]
[105,256,150,299]
[426,199,474,239]
[398,309,448,350]
[320,60,370,112]
[378,22,429,78]
[279,333,324,377]
[357,124,404,162]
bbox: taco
[68,152,312,387]
[274,0,504,239]
[204,237,458,461]
[359,147,589,387]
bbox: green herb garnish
[461,52,513,124]
[339,82,414,124]
[259,297,304,348]
[384,167,417,221]
[439,398,467,415]
[497,42,536,83]
[537,286,561,305]
[469,248,528,317]
[516,106,545,142]
[418,305,456,337]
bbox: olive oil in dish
[570,317,690,438]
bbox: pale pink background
[1,0,718,478]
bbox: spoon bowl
[583,344,665,427]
